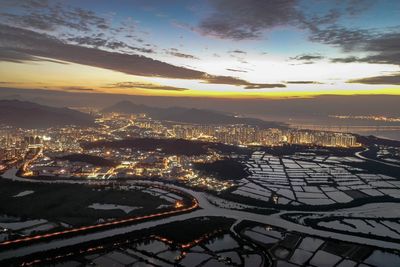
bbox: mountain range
[103,101,285,128]
[0,100,94,128]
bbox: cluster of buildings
[171,124,358,147]
[0,129,43,162]
[285,130,358,147]
[0,112,359,191]
[24,148,232,191]
[331,114,400,122]
[0,122,111,160]
[98,113,359,148]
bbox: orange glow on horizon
[1,60,400,100]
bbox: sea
[253,115,400,141]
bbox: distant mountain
[103,101,286,128]
[0,100,94,128]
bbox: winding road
[1,168,400,262]
[355,147,400,168]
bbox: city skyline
[1,0,400,98]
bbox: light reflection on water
[290,124,400,141]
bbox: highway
[1,168,400,262]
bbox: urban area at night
[1,1,400,266]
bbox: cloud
[229,50,246,54]
[311,25,400,66]
[67,36,155,53]
[67,36,108,47]
[203,75,286,89]
[244,84,287,89]
[285,81,323,84]
[164,48,199,59]
[0,48,43,63]
[330,56,361,63]
[290,53,324,61]
[0,48,67,64]
[0,1,110,32]
[0,24,204,79]
[309,26,372,52]
[226,68,248,73]
[16,0,51,9]
[198,0,302,40]
[346,0,375,16]
[0,24,284,89]
[105,82,189,91]
[197,0,371,40]
[289,53,324,64]
[348,73,400,85]
[309,25,400,88]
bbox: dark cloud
[348,73,400,85]
[310,23,400,62]
[198,0,302,40]
[309,26,372,52]
[289,53,324,64]
[244,84,287,89]
[164,48,199,59]
[203,75,286,89]
[307,22,400,85]
[130,47,155,54]
[285,81,323,84]
[18,0,50,9]
[0,24,276,89]
[290,54,324,61]
[226,68,248,73]
[0,24,204,79]
[105,82,189,91]
[67,36,155,54]
[320,29,400,68]
[0,48,42,63]
[197,0,371,40]
[346,0,375,16]
[67,36,108,47]
[0,1,110,32]
[330,56,360,63]
[0,48,67,64]
[359,33,400,66]
[229,50,247,54]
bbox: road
[0,168,198,247]
[110,119,134,133]
[355,147,400,167]
[1,168,400,262]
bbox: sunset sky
[0,0,400,98]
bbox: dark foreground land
[0,179,168,226]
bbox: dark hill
[102,101,285,128]
[81,138,251,156]
[57,154,117,167]
[0,100,94,128]
[194,159,250,180]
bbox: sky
[0,0,400,98]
